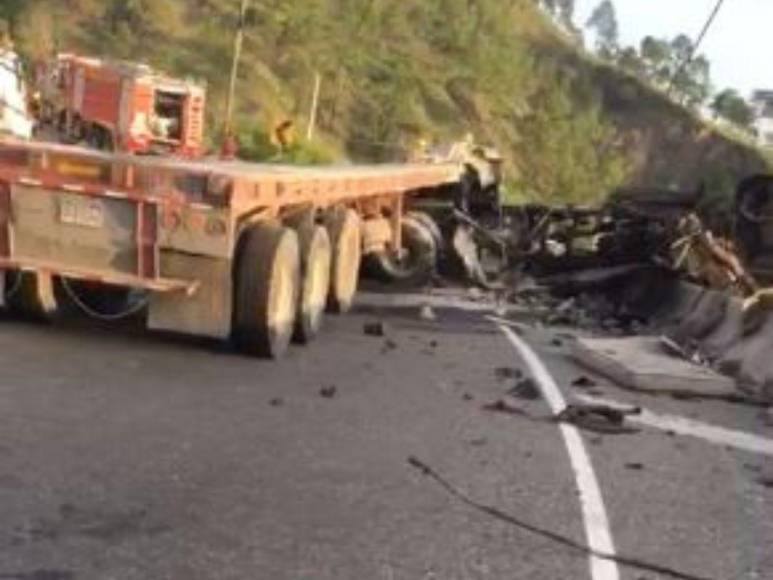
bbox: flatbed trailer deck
[0,139,468,357]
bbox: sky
[574,0,772,97]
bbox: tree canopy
[586,0,618,56]
[712,89,754,129]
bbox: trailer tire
[370,215,438,287]
[233,225,301,358]
[408,211,444,255]
[294,225,332,343]
[326,209,362,314]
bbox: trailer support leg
[390,195,403,255]
[37,272,57,313]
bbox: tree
[670,34,694,66]
[640,36,671,83]
[616,47,645,78]
[712,89,754,128]
[671,54,710,108]
[586,0,618,57]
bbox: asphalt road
[0,290,771,580]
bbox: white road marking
[356,291,509,313]
[495,323,621,580]
[574,393,773,457]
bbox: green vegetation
[712,89,755,130]
[2,0,768,207]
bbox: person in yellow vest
[272,119,295,154]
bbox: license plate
[59,196,104,228]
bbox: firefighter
[272,119,295,154]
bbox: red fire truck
[37,54,205,157]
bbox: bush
[236,123,337,165]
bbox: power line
[692,0,727,54]
[667,0,728,95]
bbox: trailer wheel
[408,211,444,255]
[326,209,362,314]
[294,225,332,343]
[233,225,301,358]
[370,214,438,287]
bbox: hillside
[2,0,769,207]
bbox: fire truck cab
[39,54,205,157]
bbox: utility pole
[306,72,322,141]
[224,0,250,137]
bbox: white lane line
[356,291,508,313]
[574,393,773,457]
[495,323,621,580]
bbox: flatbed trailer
[0,138,467,357]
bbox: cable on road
[407,456,717,580]
[60,277,149,321]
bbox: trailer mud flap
[148,252,232,339]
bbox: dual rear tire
[232,225,301,358]
[233,209,362,358]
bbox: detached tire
[370,215,438,287]
[326,209,362,314]
[233,225,301,358]
[294,225,332,343]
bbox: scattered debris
[319,386,337,399]
[364,321,388,337]
[507,378,542,401]
[467,287,485,301]
[419,304,437,321]
[482,398,526,416]
[269,398,284,407]
[571,376,597,388]
[495,366,523,380]
[670,392,700,402]
[380,339,398,355]
[551,337,564,347]
[468,437,488,447]
[555,404,641,435]
[756,476,773,490]
[429,340,439,348]
[625,462,645,471]
[660,335,708,367]
[462,392,474,402]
